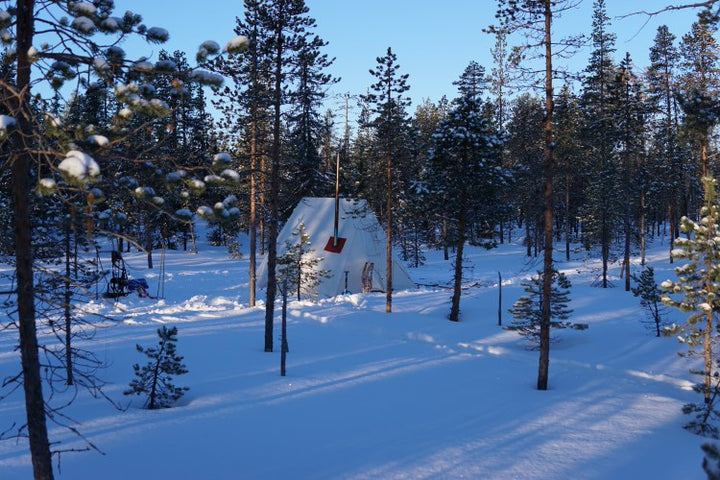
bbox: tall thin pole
[333,151,340,247]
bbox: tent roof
[258,197,414,297]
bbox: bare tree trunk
[449,205,467,322]
[565,155,571,261]
[497,271,503,326]
[64,218,73,386]
[145,217,153,269]
[281,284,288,377]
[525,212,532,258]
[669,203,676,264]
[704,256,714,404]
[602,214,609,288]
[442,213,449,261]
[265,4,285,352]
[537,0,554,392]
[11,3,54,478]
[641,189,646,266]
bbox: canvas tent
[258,197,414,297]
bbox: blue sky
[118,0,703,117]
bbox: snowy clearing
[0,236,707,479]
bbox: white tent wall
[257,197,414,298]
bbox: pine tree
[286,34,338,202]
[553,85,583,261]
[646,25,681,171]
[615,53,646,291]
[580,0,621,289]
[488,0,582,390]
[254,0,332,351]
[662,176,720,436]
[125,326,189,410]
[646,25,684,265]
[490,29,511,130]
[505,94,545,258]
[509,270,573,346]
[431,63,505,322]
[362,47,413,313]
[631,266,668,337]
[405,97,448,264]
[679,12,720,178]
[0,3,246,477]
[276,223,329,300]
[212,0,274,307]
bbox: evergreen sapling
[277,223,329,300]
[125,326,189,409]
[662,176,720,437]
[508,270,573,347]
[631,266,668,337]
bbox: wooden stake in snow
[280,278,289,377]
[498,271,503,326]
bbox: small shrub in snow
[124,326,189,409]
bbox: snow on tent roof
[258,197,414,298]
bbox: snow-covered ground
[0,233,708,479]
